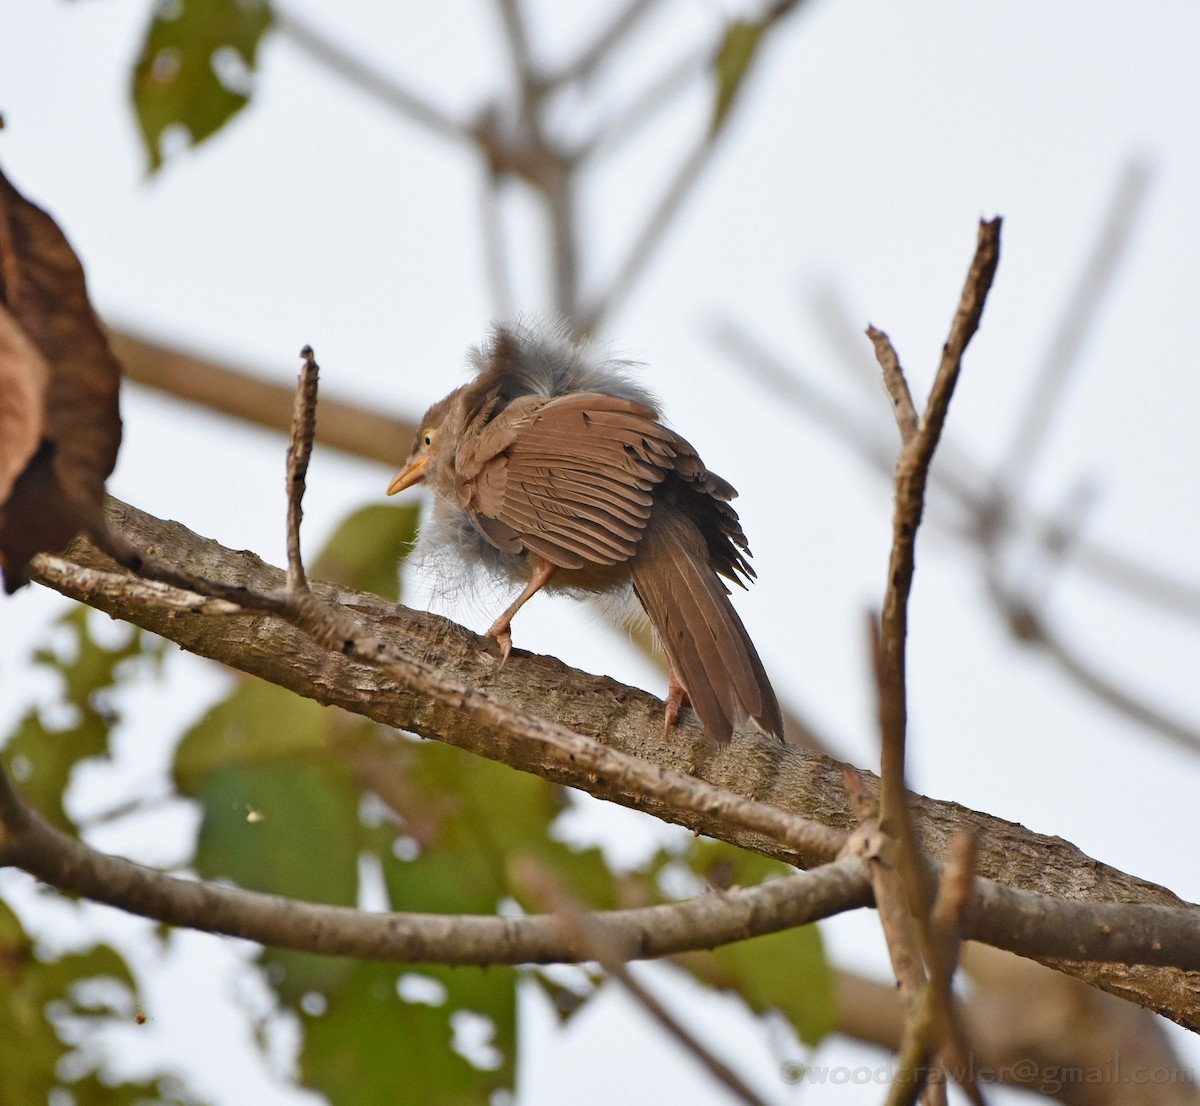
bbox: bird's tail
[630,505,784,744]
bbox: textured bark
[27,497,1200,1029]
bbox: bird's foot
[487,620,514,667]
[664,672,691,735]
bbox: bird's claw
[488,623,514,668]
[664,672,690,735]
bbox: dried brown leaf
[0,165,123,591]
[0,301,46,501]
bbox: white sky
[2,1,1199,1103]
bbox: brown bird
[388,321,784,745]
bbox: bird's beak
[387,455,428,495]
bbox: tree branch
[107,326,414,468]
[273,6,469,142]
[517,858,774,1106]
[0,765,868,964]
[22,502,1200,1028]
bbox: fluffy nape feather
[469,319,660,413]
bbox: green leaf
[676,924,835,1046]
[4,606,156,830]
[311,502,421,601]
[0,899,189,1103]
[374,740,620,916]
[192,759,361,906]
[297,961,516,1106]
[176,680,366,1001]
[176,683,359,902]
[174,678,333,792]
[641,839,837,1046]
[711,20,768,135]
[130,0,274,171]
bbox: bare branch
[578,138,713,335]
[0,765,869,964]
[578,45,710,164]
[867,325,917,443]
[877,219,1002,844]
[547,171,579,323]
[517,859,776,1106]
[997,158,1153,502]
[26,506,1200,1026]
[868,222,1001,1104]
[548,0,662,86]
[927,834,986,1106]
[480,175,515,317]
[39,556,851,871]
[844,770,926,1010]
[107,326,415,467]
[273,6,469,142]
[285,346,319,592]
[495,0,533,73]
[995,592,1200,755]
[720,320,1200,625]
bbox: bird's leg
[487,556,557,666]
[664,670,692,735]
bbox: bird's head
[387,392,459,496]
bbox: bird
[387,320,784,745]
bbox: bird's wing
[456,392,680,569]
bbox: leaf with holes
[4,607,155,831]
[0,900,186,1104]
[297,960,517,1106]
[131,0,273,170]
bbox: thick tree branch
[21,502,1200,1028]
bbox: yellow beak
[387,455,429,495]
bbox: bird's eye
[422,430,434,447]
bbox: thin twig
[717,322,991,530]
[926,834,985,1106]
[480,174,514,317]
[274,6,468,142]
[846,763,930,1105]
[548,171,579,324]
[876,218,1002,842]
[999,596,1200,755]
[997,159,1152,502]
[868,220,1003,1103]
[517,859,776,1106]
[495,0,536,87]
[867,325,917,443]
[578,137,713,335]
[578,45,710,164]
[718,319,1200,623]
[843,770,926,1009]
[548,0,661,86]
[285,346,319,592]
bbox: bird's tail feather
[630,506,783,744]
